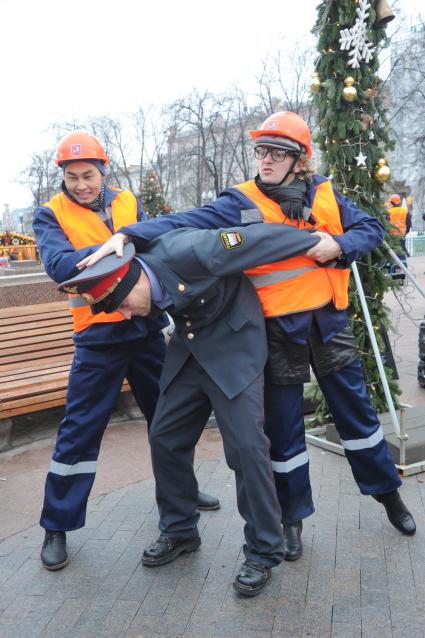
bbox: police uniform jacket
[126,223,319,399]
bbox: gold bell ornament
[374,0,395,28]
[310,72,321,94]
[342,77,357,102]
[374,158,391,183]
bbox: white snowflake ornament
[339,0,375,69]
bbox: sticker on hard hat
[266,120,278,130]
[71,144,82,157]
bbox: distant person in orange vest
[387,193,411,255]
[33,131,218,573]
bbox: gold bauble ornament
[342,76,357,102]
[342,75,357,102]
[374,158,391,183]
[310,73,321,94]
[343,86,357,102]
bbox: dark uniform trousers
[40,332,166,531]
[264,321,401,525]
[149,356,285,568]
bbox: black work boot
[233,560,271,596]
[283,520,303,561]
[373,490,416,535]
[142,534,201,567]
[198,491,220,511]
[41,531,68,570]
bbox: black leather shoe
[41,531,68,571]
[283,520,303,561]
[373,490,416,535]
[142,535,201,567]
[198,491,220,511]
[233,560,271,597]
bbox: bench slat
[1,370,71,393]
[0,345,75,368]
[1,384,130,419]
[0,317,72,337]
[0,301,69,319]
[0,364,71,384]
[1,377,72,400]
[2,389,68,411]
[1,397,70,418]
[0,326,73,349]
[0,338,74,359]
[0,358,74,377]
[0,311,71,328]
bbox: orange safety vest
[234,179,350,318]
[388,206,408,237]
[45,188,138,332]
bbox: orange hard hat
[55,130,109,166]
[390,193,401,205]
[250,111,312,158]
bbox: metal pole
[383,240,425,299]
[398,407,408,466]
[351,261,400,435]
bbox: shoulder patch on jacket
[220,231,244,250]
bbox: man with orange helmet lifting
[33,131,218,572]
[78,111,416,567]
[387,193,411,254]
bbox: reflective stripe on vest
[45,189,138,332]
[234,179,350,318]
[248,266,316,287]
[389,207,408,236]
[68,296,91,308]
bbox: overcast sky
[0,0,423,211]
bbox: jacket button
[187,332,194,340]
[186,320,192,327]
[200,298,205,304]
[178,283,185,292]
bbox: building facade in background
[388,24,425,228]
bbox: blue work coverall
[33,185,167,531]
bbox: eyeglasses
[254,146,291,162]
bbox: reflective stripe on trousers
[49,460,97,476]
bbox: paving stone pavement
[1,255,425,637]
[1,445,425,638]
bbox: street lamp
[19,213,24,234]
[201,190,214,205]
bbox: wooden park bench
[0,300,129,449]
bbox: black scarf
[63,181,105,212]
[255,175,308,222]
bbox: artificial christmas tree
[139,170,172,218]
[311,0,400,418]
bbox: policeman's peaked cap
[58,243,141,314]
